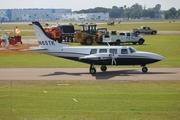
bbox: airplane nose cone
[156,54,164,61]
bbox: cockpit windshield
[129,47,137,53]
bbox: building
[0,8,71,21]
[61,13,109,21]
[0,8,109,21]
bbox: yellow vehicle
[75,23,103,45]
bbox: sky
[0,0,179,11]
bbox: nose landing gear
[142,66,148,73]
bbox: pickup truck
[102,31,145,45]
[133,26,157,35]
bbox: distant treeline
[73,3,180,19]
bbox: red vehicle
[0,26,22,46]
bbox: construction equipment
[75,23,103,45]
[43,25,61,42]
[43,23,75,43]
[59,24,75,42]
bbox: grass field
[1,20,180,36]
[0,34,180,68]
[0,20,180,120]
[0,80,180,120]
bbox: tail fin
[32,21,68,47]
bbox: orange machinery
[43,26,61,41]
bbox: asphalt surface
[0,68,179,80]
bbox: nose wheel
[142,66,148,73]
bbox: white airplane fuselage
[30,21,164,74]
[34,46,163,66]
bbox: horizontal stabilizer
[30,47,48,51]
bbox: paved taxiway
[0,68,179,80]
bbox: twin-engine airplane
[30,21,164,74]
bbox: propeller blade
[110,53,118,65]
[113,58,117,65]
[111,58,117,65]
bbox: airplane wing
[79,53,114,60]
[79,55,101,60]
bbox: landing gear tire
[100,65,107,72]
[142,67,148,73]
[90,68,96,74]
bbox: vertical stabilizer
[32,21,68,47]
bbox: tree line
[73,3,180,19]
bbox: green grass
[97,21,180,31]
[0,80,180,120]
[0,20,180,120]
[0,20,180,36]
[0,34,180,68]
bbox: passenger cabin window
[90,49,97,54]
[109,49,117,54]
[121,49,128,54]
[99,49,107,53]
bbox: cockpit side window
[90,49,97,54]
[121,49,128,54]
[109,49,117,54]
[99,49,107,53]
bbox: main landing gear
[89,64,107,74]
[89,64,149,74]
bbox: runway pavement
[0,68,180,81]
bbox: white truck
[133,26,157,35]
[102,31,145,45]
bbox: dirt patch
[0,44,38,54]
